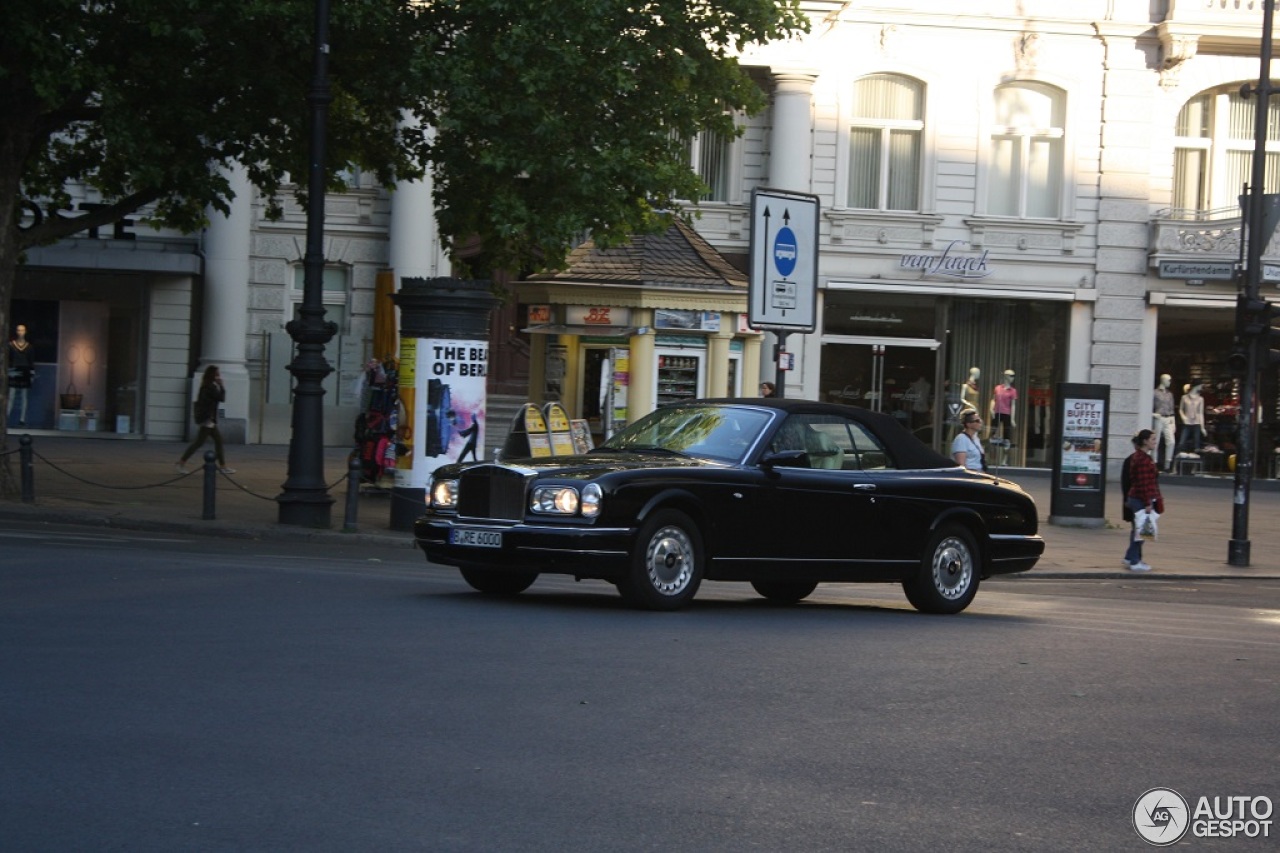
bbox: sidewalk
[2,432,1278,580]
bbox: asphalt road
[2,524,1277,852]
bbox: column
[628,310,656,419]
[706,318,732,398]
[198,163,251,442]
[763,71,818,395]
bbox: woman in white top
[951,410,986,472]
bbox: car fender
[634,487,708,532]
[926,506,990,567]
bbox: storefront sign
[655,309,721,332]
[527,304,551,324]
[899,240,991,279]
[566,306,631,327]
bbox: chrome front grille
[457,465,528,521]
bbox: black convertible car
[414,399,1044,613]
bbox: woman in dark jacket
[1121,429,1163,572]
[176,365,234,474]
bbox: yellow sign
[544,402,577,456]
[522,403,552,457]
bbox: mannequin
[7,324,34,426]
[1152,374,1176,471]
[961,367,981,413]
[1176,382,1204,456]
[988,369,1018,448]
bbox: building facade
[9,0,1280,477]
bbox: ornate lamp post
[277,0,337,526]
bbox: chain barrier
[9,437,376,527]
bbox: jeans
[1123,496,1146,564]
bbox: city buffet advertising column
[1049,383,1110,528]
[389,278,498,531]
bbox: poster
[1059,397,1104,490]
[395,337,488,490]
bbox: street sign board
[749,188,819,333]
[1157,260,1235,281]
[1264,263,1280,284]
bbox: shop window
[988,82,1064,219]
[289,265,349,333]
[946,298,1068,468]
[1172,87,1280,217]
[848,74,923,211]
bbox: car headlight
[430,478,459,509]
[581,483,602,518]
[530,485,580,515]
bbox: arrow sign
[749,188,819,333]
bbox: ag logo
[1133,787,1190,845]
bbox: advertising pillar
[1049,383,1110,528]
[389,278,498,531]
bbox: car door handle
[853,483,876,491]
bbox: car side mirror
[761,449,809,470]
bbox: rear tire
[459,566,538,596]
[617,510,703,611]
[751,580,818,604]
[903,525,979,614]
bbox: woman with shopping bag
[1120,428,1164,572]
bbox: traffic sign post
[748,188,819,399]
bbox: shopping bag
[1135,508,1159,541]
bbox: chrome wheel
[618,510,703,610]
[644,524,696,595]
[930,535,974,601]
[903,525,980,614]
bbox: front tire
[459,566,538,596]
[751,580,818,604]
[903,525,979,614]
[617,510,703,611]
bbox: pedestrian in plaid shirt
[1120,429,1164,572]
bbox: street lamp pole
[1229,0,1277,566]
[277,0,337,527]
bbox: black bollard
[343,453,362,532]
[19,434,34,503]
[202,450,217,520]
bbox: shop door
[819,337,940,446]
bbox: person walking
[950,410,986,472]
[1121,428,1163,572]
[759,381,775,398]
[176,365,235,474]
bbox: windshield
[599,405,773,464]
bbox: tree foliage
[2,0,806,264]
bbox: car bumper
[414,517,636,578]
[985,534,1046,575]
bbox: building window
[1173,87,1280,216]
[677,126,734,202]
[290,265,350,332]
[988,82,1064,219]
[848,74,923,211]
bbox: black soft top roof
[698,398,958,470]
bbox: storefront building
[677,0,1280,473]
[519,220,762,444]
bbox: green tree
[0,0,807,459]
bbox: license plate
[450,528,503,548]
